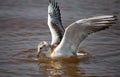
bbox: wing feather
[48,0,65,45]
[54,15,117,55]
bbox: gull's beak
[37,47,41,57]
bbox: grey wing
[48,0,65,45]
[55,15,117,54]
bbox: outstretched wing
[48,0,65,45]
[54,15,117,55]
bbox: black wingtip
[113,15,118,21]
[49,0,56,5]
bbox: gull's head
[37,41,50,57]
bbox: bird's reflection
[37,55,91,77]
[13,49,99,77]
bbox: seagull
[37,0,117,58]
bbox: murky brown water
[0,0,120,77]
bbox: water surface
[0,0,120,77]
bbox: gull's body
[37,0,117,58]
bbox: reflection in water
[37,57,86,77]
[12,48,120,77]
[13,49,93,77]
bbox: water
[0,0,120,77]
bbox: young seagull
[37,0,117,58]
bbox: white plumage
[37,0,117,58]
